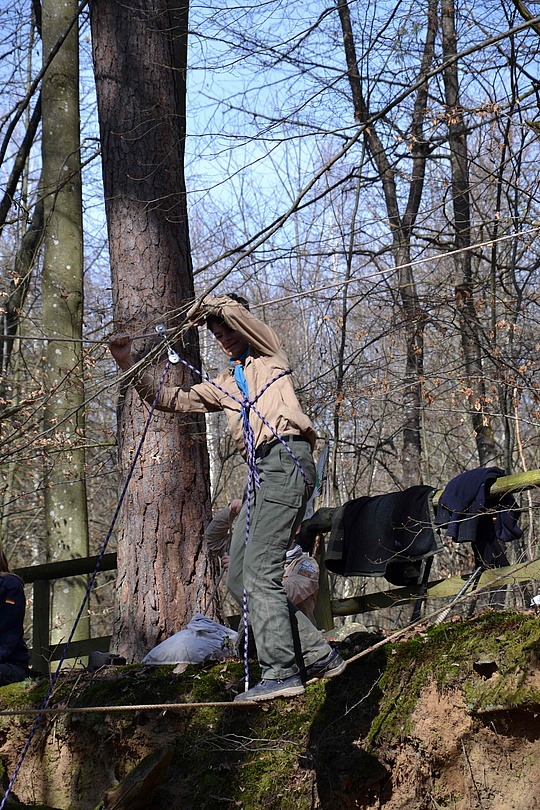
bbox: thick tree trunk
[90,0,213,660]
[41,0,90,646]
[441,0,499,467]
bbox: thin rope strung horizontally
[0,362,173,810]
[3,222,540,352]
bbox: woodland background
[1,0,540,662]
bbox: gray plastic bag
[141,614,238,665]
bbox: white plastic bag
[141,614,238,665]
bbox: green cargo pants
[227,437,332,680]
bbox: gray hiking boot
[234,674,305,703]
[304,648,347,682]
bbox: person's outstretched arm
[188,296,281,356]
[108,334,221,414]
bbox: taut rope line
[3,220,540,348]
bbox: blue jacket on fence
[435,467,523,567]
[0,573,29,669]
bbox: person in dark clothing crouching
[0,548,30,686]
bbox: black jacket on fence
[320,485,438,584]
[299,470,523,585]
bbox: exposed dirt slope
[1,611,539,809]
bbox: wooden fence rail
[12,468,540,673]
[14,553,117,674]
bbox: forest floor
[1,611,540,810]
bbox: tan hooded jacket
[132,296,316,456]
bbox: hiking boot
[304,648,347,682]
[234,674,305,703]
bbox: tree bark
[90,0,213,660]
[41,0,90,646]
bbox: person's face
[210,322,249,359]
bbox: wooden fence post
[31,579,51,674]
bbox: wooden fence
[13,469,540,673]
[14,553,117,674]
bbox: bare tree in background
[41,0,90,646]
[441,0,498,467]
[336,0,438,485]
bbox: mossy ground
[160,638,387,809]
[368,610,540,748]
[1,611,539,809]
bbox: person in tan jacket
[109,294,345,702]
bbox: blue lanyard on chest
[231,350,250,424]
[231,354,249,400]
